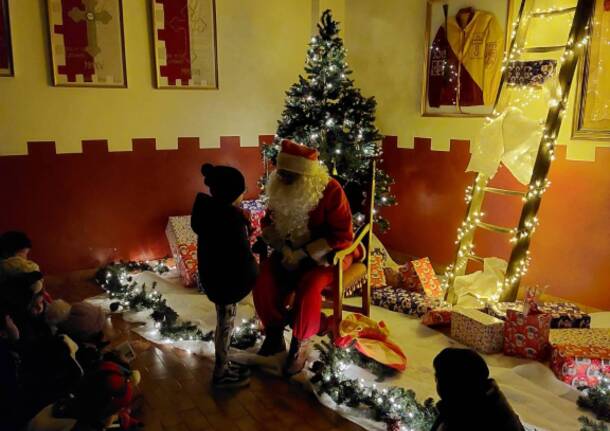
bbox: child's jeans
[214,303,236,377]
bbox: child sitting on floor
[0,231,53,303]
[191,163,257,389]
[431,347,525,431]
[4,272,83,420]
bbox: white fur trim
[277,152,318,175]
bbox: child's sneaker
[212,368,250,389]
[228,361,251,378]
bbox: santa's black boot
[257,327,286,356]
[283,336,310,376]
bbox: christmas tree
[262,10,396,231]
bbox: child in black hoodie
[191,164,257,388]
[431,348,525,431]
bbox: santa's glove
[305,239,333,267]
[281,247,307,271]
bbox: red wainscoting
[2,135,608,309]
[379,138,610,310]
[0,137,268,274]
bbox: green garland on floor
[579,376,610,422]
[95,260,262,347]
[310,339,438,431]
[579,416,609,431]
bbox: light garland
[446,10,592,299]
[578,375,610,422]
[259,9,395,232]
[95,260,263,348]
[579,417,609,431]
[310,340,438,431]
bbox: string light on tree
[260,9,396,231]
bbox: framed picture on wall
[151,0,218,89]
[0,0,14,77]
[46,0,127,87]
[572,0,610,141]
[421,0,512,117]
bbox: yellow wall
[0,0,313,155]
[345,0,610,161]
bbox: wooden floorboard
[46,271,364,431]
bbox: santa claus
[253,139,354,375]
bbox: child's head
[0,231,32,259]
[4,271,46,316]
[201,163,246,205]
[433,347,490,401]
[0,255,40,284]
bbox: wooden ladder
[445,0,595,304]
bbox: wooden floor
[44,271,364,431]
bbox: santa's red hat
[276,139,319,175]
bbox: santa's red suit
[253,141,354,342]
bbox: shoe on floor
[212,369,250,389]
[228,361,251,377]
[257,327,287,356]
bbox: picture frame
[421,0,512,117]
[0,0,14,77]
[46,0,127,87]
[572,0,610,141]
[150,0,218,90]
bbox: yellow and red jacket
[428,8,504,108]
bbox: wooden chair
[322,160,376,337]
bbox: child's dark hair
[433,347,490,400]
[0,231,32,258]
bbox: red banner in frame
[152,0,218,89]
[0,0,14,76]
[47,0,127,87]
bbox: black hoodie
[191,193,257,305]
[430,379,525,431]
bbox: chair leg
[333,263,343,339]
[362,278,370,317]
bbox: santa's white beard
[266,163,330,244]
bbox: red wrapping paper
[503,309,552,360]
[549,329,610,388]
[398,257,443,298]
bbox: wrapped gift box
[486,301,590,329]
[503,309,552,360]
[421,308,452,327]
[372,287,448,317]
[451,308,504,354]
[240,199,266,247]
[165,216,198,288]
[397,257,443,298]
[540,302,591,329]
[549,329,610,388]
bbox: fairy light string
[95,260,262,347]
[444,4,591,301]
